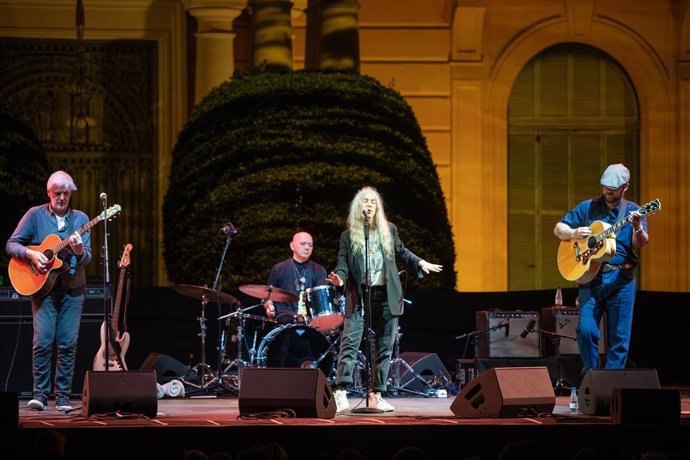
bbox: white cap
[600,164,630,188]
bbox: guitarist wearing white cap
[554,164,654,375]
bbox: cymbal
[172,284,239,305]
[239,284,298,302]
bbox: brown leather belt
[601,263,635,273]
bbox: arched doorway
[507,43,640,290]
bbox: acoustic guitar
[93,243,132,371]
[8,205,121,296]
[557,199,660,284]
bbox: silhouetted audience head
[392,446,428,460]
[498,441,536,460]
[208,452,233,460]
[184,449,209,460]
[573,448,602,460]
[33,430,66,460]
[334,448,365,460]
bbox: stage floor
[8,392,690,460]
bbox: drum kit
[172,282,364,395]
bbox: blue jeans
[577,268,636,371]
[32,290,84,399]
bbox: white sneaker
[28,397,47,411]
[371,392,395,412]
[334,389,349,413]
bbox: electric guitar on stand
[93,243,133,371]
[557,199,660,284]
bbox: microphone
[520,318,536,339]
[99,192,107,201]
[503,321,510,337]
[219,223,238,236]
[362,209,369,240]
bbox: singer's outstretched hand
[326,272,343,287]
[419,260,443,274]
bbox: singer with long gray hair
[327,186,442,413]
[6,170,92,413]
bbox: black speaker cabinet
[397,352,451,393]
[0,391,18,429]
[82,370,158,418]
[578,368,660,416]
[139,352,189,383]
[541,307,607,356]
[475,311,541,358]
[611,388,680,425]
[238,367,336,419]
[0,317,101,397]
[450,366,555,418]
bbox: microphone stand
[212,225,236,395]
[101,194,112,372]
[351,211,383,414]
[522,326,576,395]
[454,322,508,389]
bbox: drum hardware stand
[218,302,265,388]
[387,327,431,397]
[181,294,218,394]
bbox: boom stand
[523,325,577,395]
[351,213,383,414]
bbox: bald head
[290,232,314,263]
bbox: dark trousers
[336,288,398,393]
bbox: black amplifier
[0,285,112,318]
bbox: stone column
[314,0,360,72]
[185,0,248,104]
[251,0,294,72]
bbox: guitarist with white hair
[6,170,92,412]
[554,164,650,375]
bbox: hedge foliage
[163,71,456,292]
[0,103,50,269]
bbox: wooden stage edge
[4,392,690,460]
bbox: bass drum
[256,324,333,378]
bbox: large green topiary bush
[0,103,51,272]
[164,71,456,292]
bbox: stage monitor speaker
[578,368,660,416]
[397,352,451,393]
[0,391,18,428]
[238,367,336,419]
[610,388,680,425]
[139,352,189,383]
[540,307,607,356]
[82,370,158,418]
[450,367,555,418]
[475,311,541,358]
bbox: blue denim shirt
[559,196,647,266]
[6,204,92,291]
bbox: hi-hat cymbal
[172,284,239,305]
[239,284,298,302]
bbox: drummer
[263,231,328,324]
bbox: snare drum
[256,324,333,378]
[305,285,345,331]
